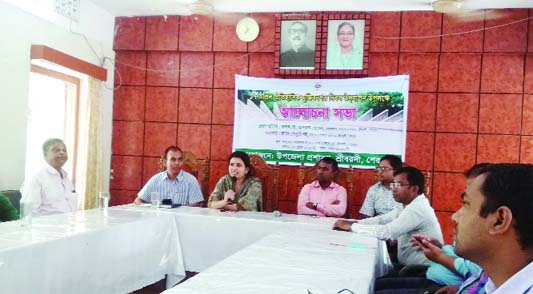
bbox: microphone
[230,176,237,191]
[228,176,237,204]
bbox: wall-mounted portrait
[326,20,365,70]
[279,20,317,69]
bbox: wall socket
[54,0,80,22]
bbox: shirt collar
[311,180,340,189]
[44,163,66,177]
[161,170,183,183]
[485,261,533,294]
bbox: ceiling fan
[186,0,215,15]
[430,0,506,21]
[177,0,260,42]
[176,0,245,23]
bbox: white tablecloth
[0,208,184,294]
[0,205,391,294]
[119,205,391,293]
[164,227,384,294]
[168,206,341,272]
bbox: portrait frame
[274,14,322,76]
[320,13,370,77]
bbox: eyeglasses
[390,182,411,189]
[375,166,393,172]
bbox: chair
[158,151,210,200]
[297,163,355,218]
[249,155,280,212]
[0,190,21,212]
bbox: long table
[0,208,184,294]
[0,206,391,293]
[166,206,343,272]
[164,228,384,294]
[123,206,392,293]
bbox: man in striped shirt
[134,146,204,206]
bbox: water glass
[150,192,160,209]
[20,201,32,227]
[98,192,110,209]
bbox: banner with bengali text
[233,75,409,168]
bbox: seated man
[0,193,19,222]
[452,163,533,294]
[334,166,443,266]
[21,138,78,216]
[134,146,204,206]
[359,155,403,218]
[297,157,347,217]
[372,163,490,294]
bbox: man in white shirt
[334,166,443,266]
[452,163,533,294]
[21,138,78,216]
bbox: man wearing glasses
[334,166,443,267]
[359,155,403,219]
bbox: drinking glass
[150,192,160,209]
[98,192,110,209]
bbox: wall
[0,0,115,191]
[110,10,533,242]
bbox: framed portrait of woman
[320,13,370,76]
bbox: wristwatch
[313,203,318,210]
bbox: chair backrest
[158,151,210,200]
[421,170,431,199]
[249,155,280,212]
[0,190,21,212]
[297,163,355,218]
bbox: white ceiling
[89,0,533,17]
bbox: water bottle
[20,200,33,227]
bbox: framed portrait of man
[279,20,317,69]
[320,13,370,76]
[275,14,322,75]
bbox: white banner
[233,75,409,168]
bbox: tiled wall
[111,10,533,243]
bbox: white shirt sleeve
[352,200,425,240]
[358,205,401,225]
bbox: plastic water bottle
[20,200,33,227]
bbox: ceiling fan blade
[447,9,508,22]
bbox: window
[24,64,81,185]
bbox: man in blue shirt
[134,146,204,206]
